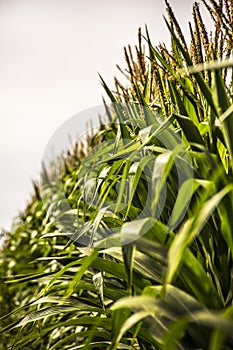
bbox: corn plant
[1,1,233,349]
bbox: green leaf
[122,244,135,295]
[65,248,99,299]
[166,184,233,286]
[167,178,200,231]
[110,311,150,350]
[174,114,204,146]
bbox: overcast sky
[0,0,206,231]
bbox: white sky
[0,0,205,230]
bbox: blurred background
[0,0,206,231]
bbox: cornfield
[1,1,233,349]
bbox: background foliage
[1,1,233,349]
